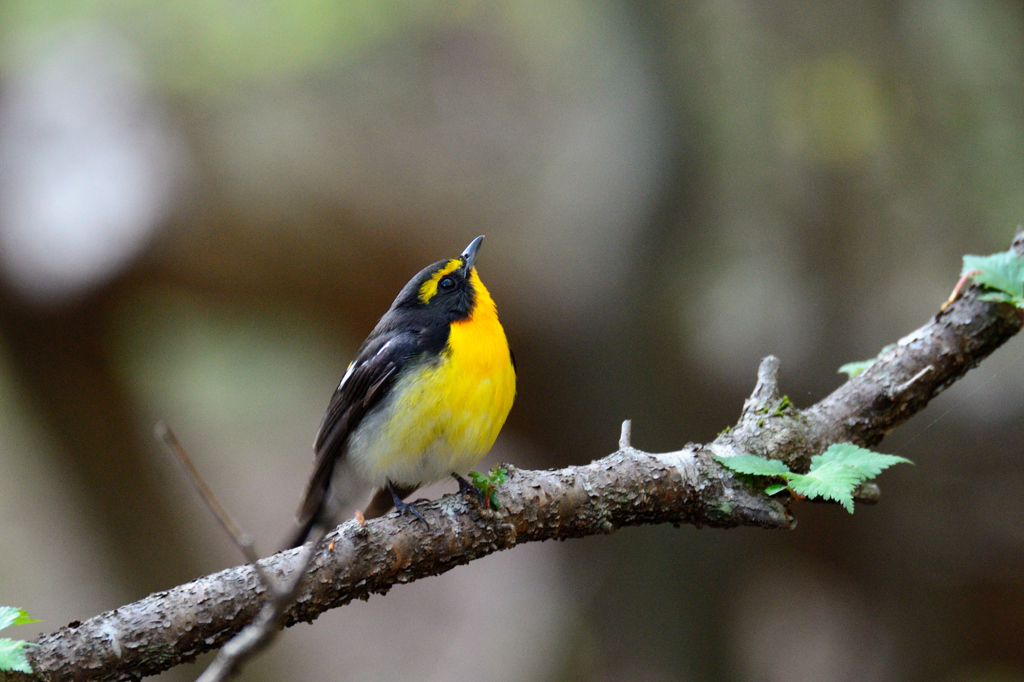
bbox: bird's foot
[388,482,429,526]
[393,498,429,525]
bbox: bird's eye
[439,276,455,291]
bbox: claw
[389,481,428,525]
[394,498,428,525]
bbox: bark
[6,233,1024,681]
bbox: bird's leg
[452,473,486,505]
[388,480,428,525]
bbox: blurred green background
[1,1,1023,680]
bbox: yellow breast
[350,269,516,488]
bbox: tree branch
[7,234,1024,681]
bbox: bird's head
[391,236,488,321]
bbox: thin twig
[154,422,260,566]
[155,422,329,681]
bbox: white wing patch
[339,338,397,391]
[337,362,355,391]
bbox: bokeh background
[1,1,1023,680]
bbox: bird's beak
[461,235,484,273]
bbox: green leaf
[787,462,864,513]
[811,443,912,479]
[468,467,508,511]
[788,443,913,513]
[714,454,791,477]
[838,360,874,378]
[0,638,33,673]
[764,483,787,496]
[963,251,1024,306]
[0,608,38,632]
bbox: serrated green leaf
[0,608,37,632]
[838,360,874,378]
[714,454,791,477]
[811,443,912,480]
[0,638,33,673]
[718,444,911,512]
[787,462,864,513]
[963,251,1024,305]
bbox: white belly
[345,363,508,489]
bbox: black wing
[289,330,420,545]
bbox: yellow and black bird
[288,236,516,547]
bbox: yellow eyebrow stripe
[418,259,463,304]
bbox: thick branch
[711,232,1024,471]
[15,449,788,681]
[7,234,1024,681]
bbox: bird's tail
[284,448,338,549]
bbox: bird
[288,236,516,547]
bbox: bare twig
[155,422,328,682]
[154,423,260,566]
[7,234,1024,682]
